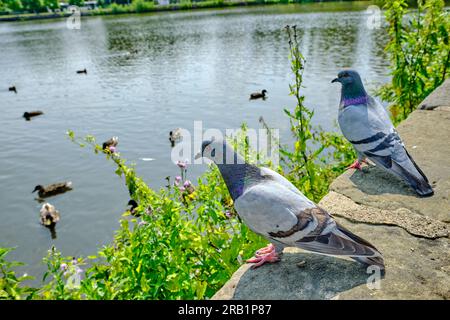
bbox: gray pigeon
[332,70,433,197]
[195,139,384,271]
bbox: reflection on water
[0,2,390,281]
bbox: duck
[40,203,60,227]
[127,199,140,216]
[127,199,152,217]
[76,68,87,74]
[249,89,267,100]
[169,128,182,147]
[102,136,118,153]
[9,86,17,94]
[32,181,73,198]
[23,111,44,121]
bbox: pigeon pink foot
[256,243,275,255]
[246,244,281,269]
[347,160,363,171]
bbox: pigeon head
[332,70,368,105]
[32,185,43,193]
[196,138,222,163]
[195,139,243,165]
[332,70,362,85]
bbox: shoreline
[1,2,278,22]
[0,1,374,23]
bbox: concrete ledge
[212,221,450,300]
[212,79,450,300]
[321,191,448,239]
[419,79,450,110]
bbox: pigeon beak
[331,78,340,83]
[194,152,202,160]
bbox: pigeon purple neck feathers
[217,163,262,201]
[342,95,369,107]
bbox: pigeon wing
[233,181,318,243]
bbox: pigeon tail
[351,256,385,274]
[335,224,385,272]
[403,150,434,197]
[365,149,434,197]
[391,158,434,197]
[295,221,385,272]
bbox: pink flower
[109,146,117,153]
[183,180,195,194]
[183,180,192,188]
[174,176,182,186]
[177,160,187,169]
[60,263,68,271]
[225,211,233,219]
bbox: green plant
[109,2,128,14]
[279,25,355,202]
[38,247,86,300]
[0,247,35,300]
[377,0,450,123]
[131,0,154,13]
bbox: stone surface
[212,83,450,300]
[212,220,450,300]
[419,79,450,110]
[320,191,449,239]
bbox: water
[0,2,390,281]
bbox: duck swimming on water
[9,86,17,94]
[103,136,118,153]
[249,89,267,100]
[40,203,60,227]
[23,111,44,121]
[32,182,73,198]
[127,199,152,217]
[169,128,182,147]
[77,69,87,74]
[127,200,140,216]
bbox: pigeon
[249,89,268,100]
[195,139,384,271]
[332,70,433,197]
